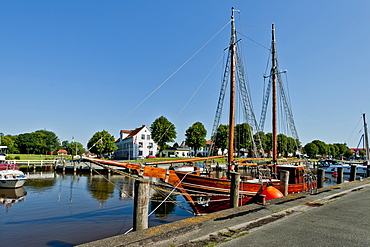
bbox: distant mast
[271,23,278,164]
[228,7,236,169]
[363,113,370,162]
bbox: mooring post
[349,165,357,181]
[279,170,289,196]
[317,168,325,188]
[133,178,150,231]
[337,167,344,184]
[230,172,240,208]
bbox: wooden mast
[363,113,370,162]
[228,7,236,170]
[271,23,278,165]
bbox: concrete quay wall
[77,178,370,247]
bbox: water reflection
[0,187,27,212]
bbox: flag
[71,137,75,144]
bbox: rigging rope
[87,20,231,153]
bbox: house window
[147,135,151,140]
[139,142,143,148]
[139,150,143,156]
[148,143,153,148]
[141,134,145,140]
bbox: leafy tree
[304,142,319,158]
[16,133,36,154]
[333,143,349,158]
[213,124,228,155]
[150,116,176,156]
[65,141,86,156]
[1,135,19,153]
[312,140,329,156]
[185,122,207,156]
[34,130,60,154]
[235,123,252,157]
[87,130,117,157]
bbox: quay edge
[76,177,370,247]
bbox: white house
[114,125,158,160]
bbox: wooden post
[337,167,344,184]
[230,172,240,208]
[279,170,289,196]
[133,178,149,231]
[317,168,325,189]
[349,165,357,181]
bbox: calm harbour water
[0,168,353,247]
[0,170,193,247]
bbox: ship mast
[228,8,236,169]
[271,23,278,164]
[363,113,369,162]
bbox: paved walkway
[219,182,370,247]
[78,178,370,247]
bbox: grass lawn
[6,154,72,160]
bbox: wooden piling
[317,168,325,189]
[337,167,344,184]
[230,172,240,208]
[279,170,289,196]
[349,165,357,181]
[133,178,149,231]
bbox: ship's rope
[87,20,231,153]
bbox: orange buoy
[262,185,284,200]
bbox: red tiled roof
[57,149,68,154]
[120,125,147,140]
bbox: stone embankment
[77,177,370,247]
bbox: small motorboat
[0,150,27,188]
[0,163,27,188]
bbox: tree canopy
[87,130,117,157]
[185,122,207,156]
[150,116,176,156]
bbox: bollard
[133,179,149,231]
[279,170,289,196]
[349,165,357,181]
[317,169,325,189]
[337,167,344,184]
[230,172,240,208]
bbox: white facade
[162,147,190,158]
[114,125,158,160]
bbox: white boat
[318,160,368,175]
[0,148,27,188]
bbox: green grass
[6,154,72,160]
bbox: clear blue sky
[1,1,370,149]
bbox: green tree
[235,123,252,157]
[312,140,329,156]
[16,133,36,154]
[304,142,319,158]
[87,130,117,157]
[333,143,349,158]
[150,116,176,156]
[34,130,60,154]
[277,134,288,157]
[66,141,86,156]
[1,135,19,153]
[213,124,228,155]
[185,122,207,157]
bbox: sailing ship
[83,8,316,215]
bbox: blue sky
[1,1,370,149]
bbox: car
[146,155,156,158]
